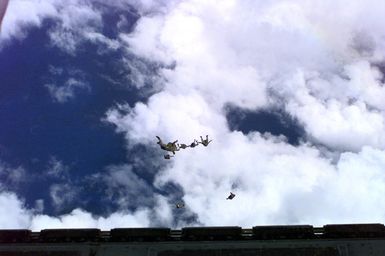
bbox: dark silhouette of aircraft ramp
[2,224,385,255]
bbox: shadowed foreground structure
[0,0,8,30]
[2,224,385,255]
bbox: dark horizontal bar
[1,224,385,243]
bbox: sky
[1,0,385,230]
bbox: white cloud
[0,162,26,188]
[46,156,69,179]
[280,69,385,151]
[0,0,120,54]
[49,183,78,211]
[105,0,385,227]
[30,208,151,230]
[90,164,155,210]
[152,195,173,226]
[0,192,31,229]
[0,0,58,42]
[84,31,120,50]
[155,134,385,226]
[0,190,158,231]
[47,0,105,54]
[105,91,226,146]
[118,0,385,150]
[0,162,173,230]
[34,199,45,213]
[2,0,385,229]
[120,57,165,90]
[120,16,173,64]
[45,77,89,103]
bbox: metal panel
[110,228,171,242]
[39,229,101,242]
[182,226,242,241]
[252,225,314,239]
[0,252,82,256]
[159,247,340,256]
[0,230,31,243]
[324,224,385,239]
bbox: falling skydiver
[189,139,199,148]
[178,143,189,149]
[199,135,212,147]
[226,192,235,200]
[164,154,174,160]
[156,136,180,155]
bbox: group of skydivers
[156,135,212,159]
[156,135,236,209]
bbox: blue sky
[1,0,385,230]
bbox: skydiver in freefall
[189,139,199,148]
[175,202,185,208]
[156,136,180,155]
[164,154,174,160]
[166,140,179,154]
[199,135,212,147]
[178,143,189,149]
[226,192,235,200]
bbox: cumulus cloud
[30,208,151,230]
[0,158,168,229]
[47,0,107,55]
[105,0,385,227]
[49,183,78,211]
[2,0,385,230]
[45,77,90,103]
[34,199,45,214]
[0,162,26,189]
[0,190,167,230]
[46,156,69,179]
[0,0,57,42]
[0,192,31,229]
[156,136,385,226]
[89,164,156,210]
[117,0,385,150]
[0,0,120,54]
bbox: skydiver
[189,139,199,148]
[175,203,185,208]
[164,154,174,160]
[166,140,180,154]
[226,192,235,200]
[156,136,180,154]
[178,143,189,149]
[199,135,212,147]
[156,136,168,151]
